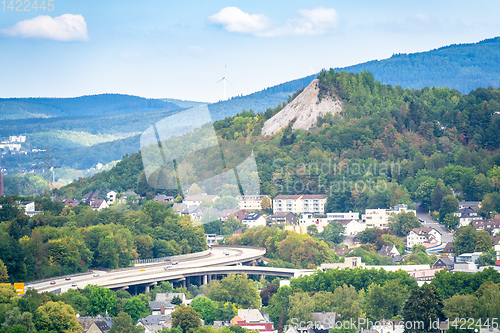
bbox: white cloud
[209,7,339,37]
[208,7,270,34]
[0,14,88,41]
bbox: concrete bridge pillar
[203,275,207,285]
[182,280,186,288]
[145,282,156,293]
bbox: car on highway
[93,272,100,277]
[236,253,241,257]
[172,261,178,265]
[65,276,71,280]
[27,284,34,290]
[164,265,173,270]
[50,281,56,285]
[71,283,77,288]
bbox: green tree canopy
[207,274,260,309]
[171,305,201,333]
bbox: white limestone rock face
[261,79,343,136]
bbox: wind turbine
[217,64,233,101]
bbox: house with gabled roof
[432,257,454,270]
[183,194,218,207]
[91,199,109,211]
[242,213,266,228]
[153,194,175,205]
[231,309,276,333]
[439,242,455,257]
[473,215,500,235]
[454,207,483,227]
[407,227,442,248]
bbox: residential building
[378,245,400,258]
[302,194,327,214]
[183,194,219,207]
[62,196,78,208]
[82,190,99,203]
[242,213,266,228]
[337,219,366,236]
[456,252,482,263]
[362,208,391,229]
[390,204,417,215]
[432,257,454,270]
[327,211,360,221]
[473,216,500,235]
[439,242,455,258]
[236,195,269,210]
[20,201,41,217]
[78,314,113,333]
[156,293,186,304]
[137,314,172,333]
[206,234,225,246]
[298,213,328,232]
[406,227,442,248]
[321,257,365,270]
[272,194,327,214]
[149,301,176,315]
[230,309,276,333]
[191,207,221,222]
[153,194,175,204]
[221,209,247,221]
[273,195,303,214]
[106,191,117,205]
[91,199,109,211]
[454,207,484,227]
[459,201,481,210]
[268,212,297,225]
[362,205,417,229]
[123,190,138,199]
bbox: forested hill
[56,70,500,222]
[339,37,500,94]
[0,94,180,120]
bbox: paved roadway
[415,203,454,244]
[29,246,268,294]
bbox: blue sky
[0,0,499,102]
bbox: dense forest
[0,196,206,282]
[55,69,500,220]
[340,36,500,95]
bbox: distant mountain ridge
[3,36,500,181]
[338,36,500,94]
[0,93,180,120]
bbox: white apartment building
[236,195,268,210]
[273,194,327,214]
[362,204,416,229]
[362,208,391,229]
